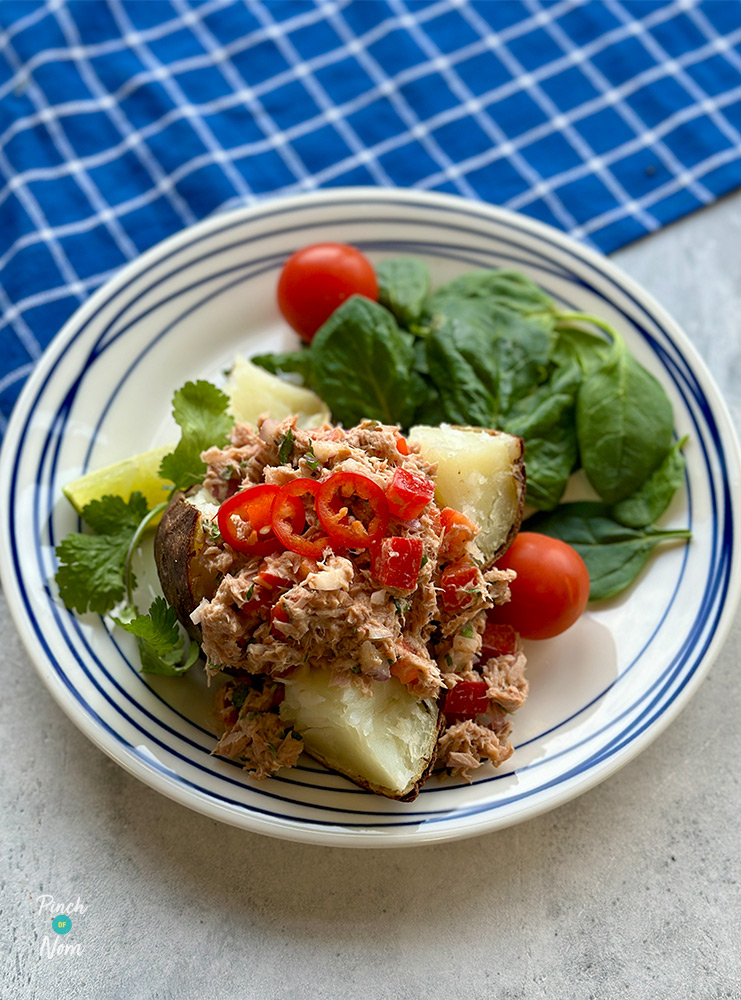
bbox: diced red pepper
[439,559,479,611]
[439,506,477,563]
[481,620,519,659]
[440,507,476,533]
[254,569,293,590]
[395,434,410,456]
[443,680,489,718]
[390,658,419,687]
[371,536,424,592]
[271,478,332,559]
[241,567,293,613]
[315,471,389,549]
[217,484,300,557]
[270,603,290,637]
[385,468,435,521]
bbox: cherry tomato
[277,242,378,343]
[488,532,590,640]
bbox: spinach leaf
[425,321,496,426]
[492,311,555,416]
[306,295,424,427]
[425,299,555,421]
[552,323,611,376]
[376,256,430,327]
[427,299,502,397]
[528,501,691,600]
[504,361,581,509]
[612,436,688,528]
[251,347,314,382]
[576,333,674,504]
[427,268,557,328]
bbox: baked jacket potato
[154,424,525,800]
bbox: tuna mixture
[188,416,528,785]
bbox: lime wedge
[62,444,175,520]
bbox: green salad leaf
[115,597,200,676]
[528,502,691,600]
[612,436,689,528]
[293,295,426,427]
[377,256,430,326]
[55,492,149,615]
[503,360,581,510]
[159,380,233,492]
[576,328,674,504]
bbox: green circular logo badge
[51,915,72,935]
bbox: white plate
[1,188,739,848]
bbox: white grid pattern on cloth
[1,0,741,434]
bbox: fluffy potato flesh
[225,355,330,428]
[279,666,441,800]
[408,424,525,566]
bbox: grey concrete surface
[2,192,740,1000]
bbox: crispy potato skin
[154,493,217,639]
[488,434,526,568]
[398,702,446,802]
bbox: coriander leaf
[576,334,674,504]
[55,492,149,615]
[115,597,199,676]
[56,532,134,615]
[306,294,425,427]
[278,427,294,465]
[79,491,149,535]
[528,501,691,601]
[159,380,233,492]
[376,256,430,326]
[612,436,689,528]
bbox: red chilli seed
[315,471,389,549]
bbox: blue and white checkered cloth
[2,0,741,436]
